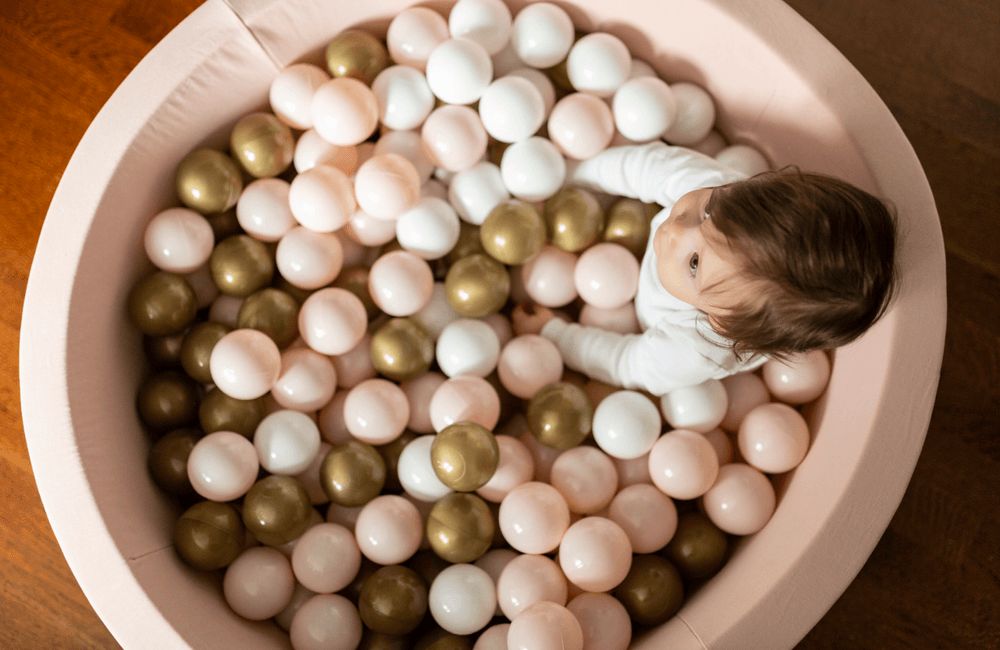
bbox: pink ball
[429,375,501,432]
[578,303,640,334]
[521,245,578,307]
[326,502,363,532]
[737,402,810,473]
[291,523,361,594]
[236,178,295,243]
[550,446,618,515]
[317,391,351,445]
[331,333,376,389]
[720,372,771,432]
[298,288,367,355]
[311,77,378,146]
[574,243,639,309]
[187,431,260,502]
[271,347,338,412]
[289,594,362,650]
[762,350,831,405]
[210,329,282,400]
[547,93,615,160]
[224,547,295,621]
[499,481,570,554]
[421,105,488,172]
[476,435,535,503]
[401,372,447,434]
[614,453,652,488]
[293,129,359,174]
[276,226,344,290]
[702,463,776,535]
[387,7,450,70]
[289,165,356,233]
[345,209,397,246]
[497,334,564,399]
[295,442,332,505]
[517,426,562,483]
[482,313,513,346]
[353,153,422,221]
[354,495,423,564]
[508,602,583,650]
[703,428,735,465]
[343,378,410,445]
[607,484,677,553]
[566,593,631,650]
[648,429,720,499]
[474,624,511,650]
[144,207,214,273]
[497,553,568,619]
[557,517,632,592]
[368,250,434,316]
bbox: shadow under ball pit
[19,0,945,648]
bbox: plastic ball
[288,164,356,233]
[293,129,358,174]
[480,200,546,265]
[444,253,510,317]
[354,494,423,564]
[500,136,566,201]
[354,153,421,221]
[374,129,435,183]
[398,435,453,502]
[510,2,574,68]
[550,446,618,514]
[558,516,632,592]
[274,227,343,291]
[175,148,242,215]
[253,407,322,475]
[607,483,677,553]
[496,553,567,619]
[401,372,447,435]
[271,347,337,413]
[425,38,493,105]
[648,429,720,499]
[426,492,495,562]
[174,501,244,570]
[475,434,534,503]
[448,0,512,55]
[720,371,770,432]
[289,594,362,650]
[613,452,652,488]
[317,392,351,445]
[476,624,511,650]
[703,428,735,465]
[521,245,578,307]
[182,264,219,310]
[566,32,630,97]
[574,242,639,309]
[716,143,770,176]
[298,288,367,355]
[737,402,810,473]
[526,381,592,450]
[659,378,728,433]
[612,76,677,142]
[702,463,776,535]
[491,40,524,78]
[603,197,653,257]
[144,207,214,274]
[498,481,569,553]
[662,82,716,145]
[413,283,461,339]
[291,523,360,594]
[223,547,295,621]
[345,209,396,246]
[762,350,831,404]
[311,77,379,146]
[628,58,656,79]
[270,63,329,129]
[368,250,434,317]
[359,565,429,636]
[436,318,501,378]
[321,441,386,507]
[448,161,510,225]
[428,564,497,635]
[543,187,604,253]
[508,601,583,650]
[508,67,556,117]
[341,378,409,445]
[370,318,434,382]
[387,6,450,70]
[325,29,389,85]
[566,592,631,650]
[690,129,728,157]
[548,93,615,160]
[422,104,489,172]
[430,375,501,432]
[209,329,281,400]
[592,390,661,459]
[230,112,295,178]
[431,422,500,492]
[496,334,563,399]
[371,65,435,131]
[664,511,729,580]
[187,431,259,502]
[612,554,683,626]
[235,179,293,242]
[396,197,461,260]
[478,76,545,143]
[579,303,640,334]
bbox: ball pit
[20,0,945,648]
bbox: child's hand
[512,302,556,336]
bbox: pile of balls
[129,1,826,648]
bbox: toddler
[521,142,898,395]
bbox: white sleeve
[540,318,723,395]
[567,142,746,207]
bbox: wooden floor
[1,1,996,647]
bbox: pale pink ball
[187,431,260,502]
[331,333,376,389]
[703,428,735,465]
[517,425,562,483]
[648,429,720,499]
[521,245,578,307]
[574,243,639,309]
[387,6,450,70]
[311,77,378,146]
[566,592,631,650]
[144,207,214,273]
[720,372,771,433]
[550,447,618,515]
[474,623,511,650]
[271,347,338,412]
[270,63,330,129]
[336,231,367,268]
[291,523,361,594]
[295,442,332,505]
[607,483,677,553]
[401,372,447,434]
[317,391,351,445]
[289,594,362,650]
[276,226,344,290]
[429,375,501,432]
[374,129,435,183]
[497,553,568,619]
[421,105,488,172]
[508,601,583,650]
[579,303,640,334]
[210,329,282,400]
[236,178,295,243]
[354,494,423,564]
[547,93,615,160]
[474,549,517,617]
[476,435,534,503]
[614,453,652,488]
[353,153,422,221]
[223,547,295,621]
[497,334,564,399]
[288,165,356,233]
[343,378,410,445]
[499,481,570,554]
[482,313,513,347]
[702,463,776,535]
[298,288,367,355]
[737,402,810,473]
[345,209,397,246]
[294,129,359,174]
[368,250,434,316]
[558,517,632,592]
[762,350,831,405]
[326,502,364,532]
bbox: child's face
[653,187,743,318]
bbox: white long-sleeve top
[540,142,768,395]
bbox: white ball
[593,391,661,459]
[187,431,260,502]
[310,78,379,146]
[289,594,362,650]
[270,63,329,129]
[397,435,452,502]
[254,409,322,475]
[425,38,493,105]
[293,129,358,174]
[507,68,556,116]
[448,0,512,56]
[510,2,574,68]
[236,178,295,242]
[429,564,497,635]
[612,77,677,142]
[396,197,461,260]
[271,348,338,413]
[660,379,728,433]
[288,165,356,233]
[143,207,213,273]
[374,130,435,183]
[478,76,545,143]
[210,329,281,400]
[354,153,422,221]
[567,32,631,97]
[662,82,716,145]
[413,282,461,339]
[346,209,397,247]
[500,136,566,201]
[276,226,343,290]
[436,318,501,378]
[371,65,435,131]
[716,144,770,176]
[448,162,510,225]
[387,6,450,70]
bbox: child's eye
[688,252,700,277]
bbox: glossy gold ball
[175,148,243,214]
[230,112,294,178]
[526,381,593,450]
[359,565,428,635]
[544,187,604,252]
[320,441,386,507]
[237,287,299,348]
[444,253,510,318]
[174,501,245,571]
[414,628,473,650]
[210,235,275,297]
[148,428,200,497]
[241,475,313,546]
[143,333,185,369]
[426,492,494,563]
[128,272,197,336]
[360,631,408,650]
[370,318,434,382]
[613,554,684,626]
[480,200,546,265]
[198,388,266,437]
[446,222,484,266]
[136,371,199,432]
[431,422,499,492]
[663,512,729,580]
[325,29,390,86]
[603,198,654,258]
[179,322,230,384]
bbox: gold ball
[320,441,386,507]
[426,493,494,563]
[480,200,546,265]
[128,272,197,336]
[370,318,434,382]
[176,148,243,214]
[526,381,593,450]
[325,30,390,86]
[180,322,230,384]
[359,565,428,635]
[143,332,185,369]
[174,501,244,571]
[431,422,499,492]
[230,112,294,178]
[334,266,379,320]
[603,198,654,258]
[198,388,266,438]
[663,511,729,580]
[148,428,200,497]
[613,554,684,626]
[241,475,313,546]
[544,187,604,252]
[237,287,300,348]
[444,253,510,318]
[210,235,275,297]
[446,222,485,266]
[136,371,199,432]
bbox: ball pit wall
[19,0,945,648]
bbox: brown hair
[702,166,898,361]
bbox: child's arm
[568,142,746,206]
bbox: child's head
[652,167,898,360]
